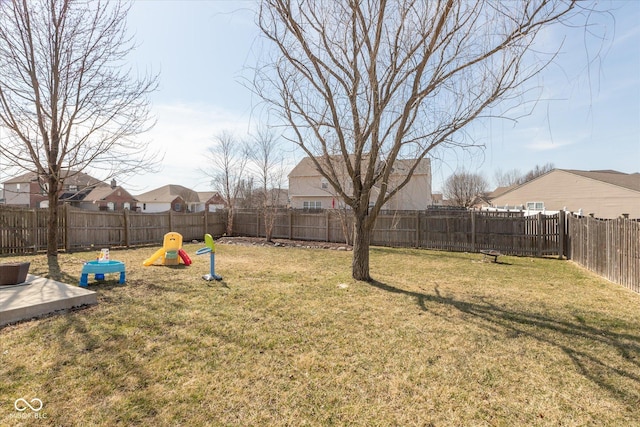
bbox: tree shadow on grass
[48,269,79,286]
[43,299,160,422]
[369,279,640,406]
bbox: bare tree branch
[0,0,159,271]
[443,170,489,208]
[253,0,598,281]
[202,131,250,236]
[247,126,286,242]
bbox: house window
[174,203,182,212]
[321,178,328,189]
[303,201,322,209]
[123,202,130,210]
[69,185,78,192]
[107,202,115,211]
[526,202,544,210]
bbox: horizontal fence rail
[1,205,637,293]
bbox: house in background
[431,193,444,207]
[198,191,227,212]
[469,186,515,210]
[487,169,640,219]
[136,184,200,213]
[288,156,431,210]
[76,180,138,211]
[264,187,289,208]
[2,171,105,208]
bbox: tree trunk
[336,207,352,246]
[264,209,274,242]
[351,212,372,281]
[226,207,234,236]
[47,185,61,278]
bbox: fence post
[537,212,543,257]
[288,210,293,239]
[256,211,260,237]
[123,209,130,247]
[471,210,476,252]
[326,210,330,242]
[415,211,420,248]
[558,210,565,259]
[64,204,71,253]
[32,209,38,254]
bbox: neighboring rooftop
[83,185,136,203]
[136,184,200,203]
[560,169,640,192]
[3,170,103,187]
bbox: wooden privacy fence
[233,209,565,257]
[0,206,565,257]
[567,215,640,293]
[0,205,226,254]
[2,205,637,293]
[0,206,52,254]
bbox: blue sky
[123,0,639,193]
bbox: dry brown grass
[1,242,639,426]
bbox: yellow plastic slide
[143,232,189,266]
[143,248,166,266]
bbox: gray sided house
[488,169,640,219]
[288,156,432,210]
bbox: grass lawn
[1,242,639,426]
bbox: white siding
[141,202,171,213]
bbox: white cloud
[124,102,253,193]
[525,138,577,152]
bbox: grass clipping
[1,242,639,426]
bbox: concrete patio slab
[0,274,97,327]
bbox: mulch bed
[215,236,352,251]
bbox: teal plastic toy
[196,234,222,281]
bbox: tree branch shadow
[43,302,158,422]
[369,279,640,405]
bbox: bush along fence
[1,205,637,293]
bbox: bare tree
[236,177,256,209]
[494,168,523,188]
[204,131,249,235]
[248,127,286,242]
[0,0,158,274]
[493,163,554,188]
[443,171,489,208]
[255,0,595,281]
[520,162,555,184]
